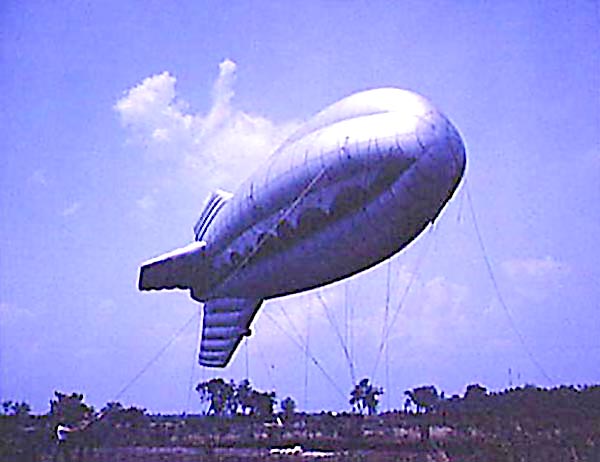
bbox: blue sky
[1,1,599,414]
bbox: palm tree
[349,378,384,415]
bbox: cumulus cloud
[381,272,471,350]
[256,259,473,374]
[114,71,197,161]
[115,59,299,194]
[502,255,571,301]
[115,72,192,138]
[335,261,470,345]
[252,265,483,396]
[203,59,237,135]
[503,256,568,279]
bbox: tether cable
[371,226,435,379]
[316,291,356,385]
[262,310,346,400]
[464,181,553,384]
[384,259,392,409]
[185,307,203,414]
[276,302,307,347]
[114,310,199,401]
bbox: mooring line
[464,181,552,384]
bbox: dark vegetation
[2,381,599,461]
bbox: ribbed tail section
[199,298,263,367]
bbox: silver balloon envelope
[139,88,466,367]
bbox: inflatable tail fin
[139,241,207,291]
[199,297,263,367]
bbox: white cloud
[115,60,299,197]
[388,274,470,349]
[253,259,475,376]
[202,58,237,136]
[115,72,192,136]
[503,255,567,279]
[502,256,571,301]
[417,276,470,341]
[114,71,198,162]
[334,262,470,344]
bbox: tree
[249,390,276,418]
[404,385,439,414]
[404,385,440,443]
[50,391,94,425]
[196,378,276,418]
[236,379,254,415]
[403,397,412,413]
[464,383,488,407]
[349,378,384,415]
[100,401,124,421]
[1,400,31,417]
[196,378,237,416]
[236,379,276,418]
[281,396,296,420]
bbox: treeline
[196,378,277,417]
[1,382,599,461]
